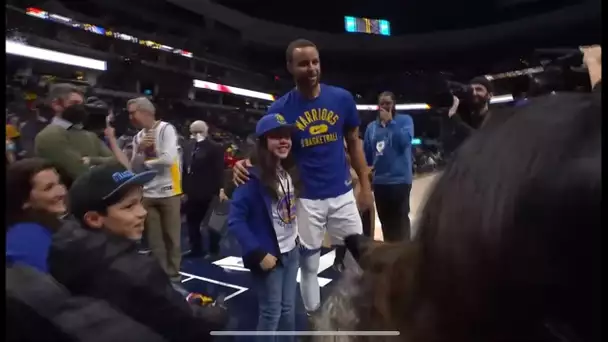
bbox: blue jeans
[253,247,299,342]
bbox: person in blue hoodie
[364,91,414,242]
[228,113,300,341]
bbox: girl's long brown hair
[250,136,300,200]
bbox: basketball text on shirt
[295,108,340,147]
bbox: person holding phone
[364,91,414,242]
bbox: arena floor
[373,172,439,240]
[180,173,440,341]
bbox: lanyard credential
[277,169,292,224]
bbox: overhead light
[356,95,513,111]
[193,79,275,101]
[490,94,514,104]
[396,103,431,110]
[5,40,107,71]
[356,103,430,111]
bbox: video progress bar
[211,331,400,336]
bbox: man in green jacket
[35,84,128,187]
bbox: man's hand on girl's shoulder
[232,159,252,186]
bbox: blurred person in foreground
[5,159,167,342]
[7,265,167,342]
[364,91,414,242]
[128,97,184,285]
[233,39,371,317]
[47,163,228,341]
[34,84,129,188]
[182,120,227,259]
[314,91,601,342]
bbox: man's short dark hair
[286,39,317,63]
[47,83,84,102]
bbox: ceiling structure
[212,0,584,35]
[15,0,599,87]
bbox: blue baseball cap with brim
[69,163,157,220]
[255,113,294,137]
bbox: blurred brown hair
[338,92,600,342]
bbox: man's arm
[345,127,371,192]
[35,130,89,180]
[342,91,373,206]
[363,123,374,167]
[391,115,414,153]
[444,95,476,136]
[130,135,145,169]
[88,133,115,166]
[449,113,476,135]
[181,140,191,178]
[103,128,131,170]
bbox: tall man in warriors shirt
[234,39,374,315]
[128,97,184,288]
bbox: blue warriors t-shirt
[268,84,361,200]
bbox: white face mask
[191,133,205,142]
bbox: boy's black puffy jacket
[48,220,228,342]
[6,264,167,342]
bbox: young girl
[228,114,299,341]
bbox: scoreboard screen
[344,16,391,36]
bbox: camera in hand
[529,49,591,95]
[83,97,109,130]
[82,97,128,138]
[427,80,476,113]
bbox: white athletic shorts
[296,190,363,250]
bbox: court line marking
[223,287,248,301]
[181,276,195,283]
[213,250,336,287]
[179,271,249,301]
[181,250,338,301]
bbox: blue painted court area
[178,224,341,341]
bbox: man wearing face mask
[181,120,227,258]
[35,84,128,188]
